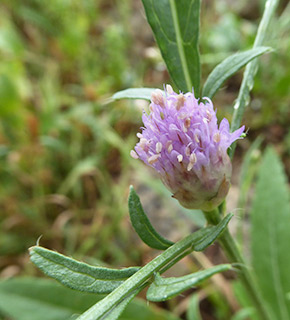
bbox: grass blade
[186,293,202,320]
[202,47,271,99]
[129,186,174,250]
[230,0,279,158]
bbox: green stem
[76,231,206,320]
[204,209,271,320]
[230,0,278,159]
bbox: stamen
[156,142,162,153]
[194,134,200,143]
[151,89,165,107]
[187,162,194,171]
[130,150,139,159]
[140,138,147,148]
[190,152,197,164]
[166,84,174,94]
[176,94,186,110]
[185,146,191,157]
[148,154,160,164]
[184,117,191,128]
[213,132,221,143]
[187,152,197,171]
[177,154,183,162]
[206,110,212,121]
[139,138,149,152]
[166,140,173,153]
[137,133,142,138]
[178,112,187,120]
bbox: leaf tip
[28,246,36,253]
[129,185,138,200]
[228,212,234,220]
[28,246,43,259]
[28,236,43,255]
[263,46,274,53]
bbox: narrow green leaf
[29,246,140,294]
[128,186,174,250]
[186,294,202,320]
[202,47,271,99]
[58,157,98,194]
[76,214,233,320]
[193,213,233,251]
[147,264,232,301]
[112,88,159,101]
[230,0,278,158]
[232,281,259,320]
[231,308,256,320]
[141,0,201,93]
[251,147,290,320]
[239,136,263,204]
[236,137,263,246]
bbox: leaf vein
[269,216,290,319]
[149,0,176,45]
[33,251,131,283]
[168,0,192,91]
[182,0,195,40]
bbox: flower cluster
[131,85,244,211]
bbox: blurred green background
[0,0,289,318]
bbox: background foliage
[0,0,289,319]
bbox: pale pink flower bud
[131,87,245,211]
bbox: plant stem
[76,230,209,320]
[229,0,279,159]
[204,209,271,320]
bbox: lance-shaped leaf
[202,46,272,99]
[193,213,233,251]
[76,214,233,320]
[142,0,201,93]
[29,246,140,294]
[128,186,174,250]
[112,88,159,101]
[147,264,232,301]
[251,148,290,319]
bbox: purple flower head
[130,85,245,211]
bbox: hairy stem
[76,231,207,320]
[204,209,271,320]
